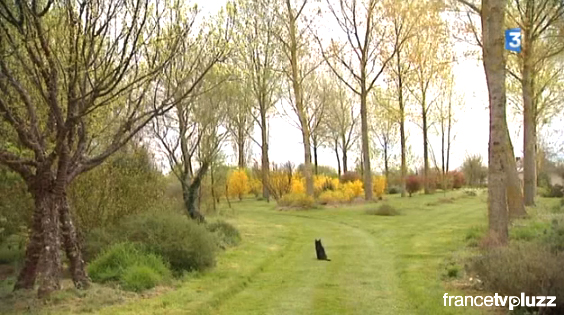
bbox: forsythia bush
[342,180,364,199]
[313,175,340,196]
[227,169,249,200]
[372,176,387,198]
[290,174,305,194]
[249,177,263,197]
[267,171,292,200]
[318,190,348,205]
[277,193,316,209]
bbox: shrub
[69,146,166,233]
[88,242,171,284]
[548,184,564,198]
[543,219,564,252]
[120,265,164,292]
[318,190,348,205]
[450,171,465,189]
[372,176,387,198]
[366,204,400,216]
[461,155,487,187]
[405,175,422,197]
[84,227,116,262]
[313,175,339,196]
[470,243,564,314]
[277,193,316,209]
[206,220,241,248]
[249,177,263,198]
[227,169,250,200]
[340,171,361,183]
[119,213,217,272]
[387,186,401,194]
[265,169,292,200]
[290,175,305,194]
[342,180,364,199]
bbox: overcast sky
[192,0,559,173]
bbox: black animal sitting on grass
[315,239,331,261]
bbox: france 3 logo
[505,28,522,53]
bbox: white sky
[195,0,557,173]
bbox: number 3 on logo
[505,28,522,53]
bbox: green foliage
[387,186,401,194]
[510,221,550,242]
[461,155,487,187]
[88,243,171,287]
[470,243,564,314]
[69,146,167,233]
[465,226,486,247]
[543,220,564,252]
[0,232,27,264]
[206,220,241,248]
[120,265,165,292]
[117,213,217,273]
[0,168,33,242]
[277,193,316,210]
[366,204,400,216]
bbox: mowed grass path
[79,192,487,315]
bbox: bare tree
[276,0,320,197]
[235,0,282,201]
[317,0,404,200]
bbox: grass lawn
[0,190,491,314]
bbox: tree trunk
[482,0,510,246]
[384,143,389,188]
[182,163,209,223]
[522,27,536,206]
[210,163,217,212]
[60,196,90,289]
[397,50,407,198]
[36,187,62,298]
[287,6,314,197]
[422,97,430,194]
[360,86,373,200]
[238,136,246,169]
[313,143,319,175]
[342,142,348,174]
[506,129,527,218]
[260,107,270,202]
[14,205,42,290]
[335,139,341,176]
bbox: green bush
[207,220,241,248]
[543,220,564,252]
[84,227,116,262]
[366,204,400,216]
[541,184,564,198]
[0,233,26,264]
[470,243,564,314]
[387,186,401,194]
[69,146,167,233]
[120,265,164,292]
[119,213,217,273]
[88,242,170,285]
[277,193,316,209]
